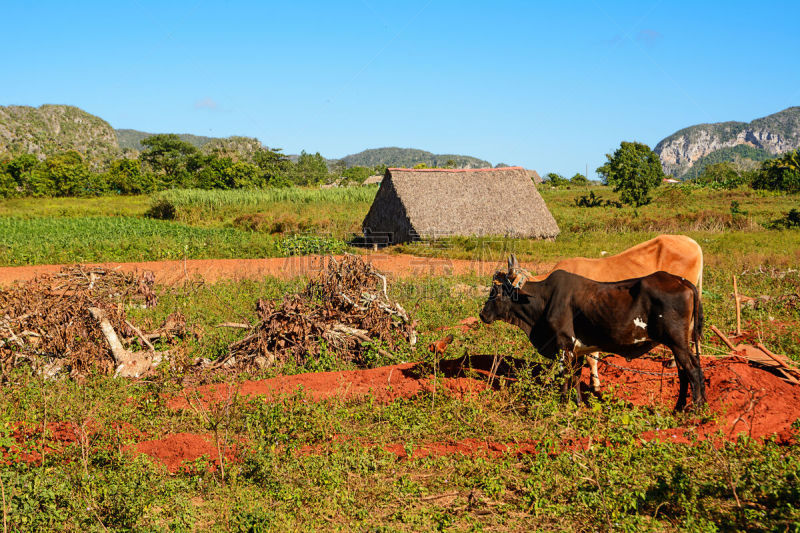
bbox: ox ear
[508,254,519,273]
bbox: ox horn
[508,254,519,273]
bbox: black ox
[479,255,706,411]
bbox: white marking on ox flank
[633,317,647,329]
[634,337,648,344]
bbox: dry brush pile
[217,254,416,370]
[0,265,184,379]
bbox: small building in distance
[362,175,383,186]
[527,169,542,184]
[361,166,560,244]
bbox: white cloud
[194,97,219,110]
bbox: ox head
[479,255,527,324]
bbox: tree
[340,165,373,185]
[596,141,664,207]
[544,172,569,188]
[694,161,746,189]
[570,172,588,186]
[291,151,329,185]
[0,154,38,197]
[108,159,156,194]
[139,134,198,185]
[752,149,800,193]
[31,151,98,197]
[253,147,291,186]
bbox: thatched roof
[527,169,542,183]
[362,166,559,243]
[362,175,383,186]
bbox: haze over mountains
[2,104,799,176]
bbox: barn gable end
[362,166,559,243]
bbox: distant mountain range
[654,107,800,177]
[340,147,491,169]
[0,104,494,170]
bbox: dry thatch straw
[527,169,542,184]
[362,166,560,243]
[362,175,383,186]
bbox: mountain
[0,104,120,165]
[116,129,218,151]
[339,147,491,169]
[1,105,492,171]
[654,107,800,177]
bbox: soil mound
[128,433,236,474]
[168,362,489,410]
[588,355,800,442]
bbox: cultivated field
[1,185,799,531]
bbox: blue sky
[2,1,799,176]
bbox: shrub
[766,208,800,229]
[145,199,177,220]
[574,191,621,208]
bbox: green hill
[340,147,491,169]
[0,104,120,165]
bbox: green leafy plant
[276,234,347,256]
[597,141,665,207]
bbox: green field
[1,185,799,530]
[1,185,798,267]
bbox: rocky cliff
[0,104,120,165]
[654,107,800,177]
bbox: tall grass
[154,187,377,209]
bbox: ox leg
[675,368,689,412]
[572,353,585,407]
[587,352,601,392]
[559,350,571,401]
[670,345,705,411]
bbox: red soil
[128,433,237,474]
[9,356,798,471]
[0,253,550,287]
[585,355,800,443]
[167,362,489,410]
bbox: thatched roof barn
[362,175,383,186]
[527,169,542,184]
[362,166,559,243]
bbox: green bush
[753,150,800,193]
[145,199,177,220]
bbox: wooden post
[710,325,737,351]
[733,275,741,336]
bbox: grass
[0,185,799,529]
[0,185,798,267]
[0,216,286,265]
[1,267,799,530]
[151,187,377,237]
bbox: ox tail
[690,281,703,360]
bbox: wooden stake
[733,275,741,336]
[710,325,737,351]
[757,343,800,373]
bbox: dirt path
[0,254,552,287]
